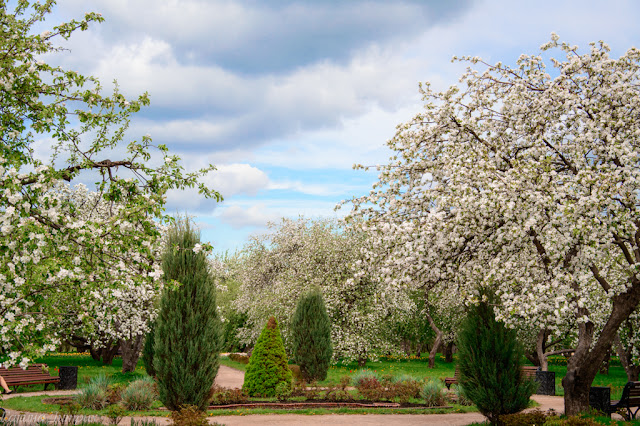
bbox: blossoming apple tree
[234,217,413,363]
[346,36,640,414]
[0,1,219,367]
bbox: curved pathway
[2,366,567,425]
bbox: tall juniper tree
[153,220,220,411]
[291,290,333,382]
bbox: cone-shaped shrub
[142,319,156,378]
[291,290,332,382]
[457,296,536,425]
[154,220,221,411]
[243,316,292,397]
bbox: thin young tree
[291,290,333,382]
[153,220,220,411]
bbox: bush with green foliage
[168,405,210,426]
[242,316,292,397]
[351,369,379,387]
[154,220,221,411]
[142,320,156,378]
[457,298,537,424]
[75,374,110,410]
[420,379,447,407]
[228,353,249,364]
[453,385,474,406]
[121,376,158,410]
[290,290,333,382]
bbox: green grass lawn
[221,353,630,399]
[4,353,146,393]
[1,352,634,419]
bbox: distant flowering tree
[345,36,640,414]
[235,217,413,363]
[0,1,219,367]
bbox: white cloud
[205,164,270,198]
[217,204,280,229]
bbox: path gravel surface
[2,365,571,425]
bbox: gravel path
[2,366,569,425]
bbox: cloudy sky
[41,0,640,253]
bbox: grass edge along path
[1,394,477,417]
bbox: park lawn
[219,354,458,385]
[4,353,146,394]
[221,354,630,398]
[6,353,632,402]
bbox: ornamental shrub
[457,297,537,425]
[420,379,447,407]
[242,316,292,397]
[121,376,158,410]
[75,375,110,410]
[351,368,379,387]
[290,290,333,382]
[154,220,221,411]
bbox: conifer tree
[142,320,156,378]
[153,220,220,411]
[458,297,536,424]
[243,316,292,397]
[291,290,333,382]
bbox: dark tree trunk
[89,347,101,361]
[402,338,411,357]
[98,342,120,365]
[525,351,541,367]
[563,288,640,416]
[425,310,442,369]
[536,329,549,371]
[443,342,454,363]
[357,357,367,367]
[599,347,611,375]
[615,334,640,381]
[65,335,93,356]
[415,343,423,358]
[121,334,145,373]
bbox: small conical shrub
[154,220,221,411]
[291,290,333,382]
[457,296,536,425]
[242,316,292,397]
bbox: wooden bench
[0,363,59,391]
[444,366,540,389]
[444,369,460,389]
[609,381,640,420]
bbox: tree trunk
[89,347,101,361]
[536,329,549,371]
[415,343,423,358]
[563,288,640,416]
[99,342,120,365]
[599,347,611,375]
[615,333,640,381]
[425,310,443,369]
[443,342,454,363]
[121,334,145,373]
[525,351,541,367]
[402,338,411,357]
[357,357,367,367]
